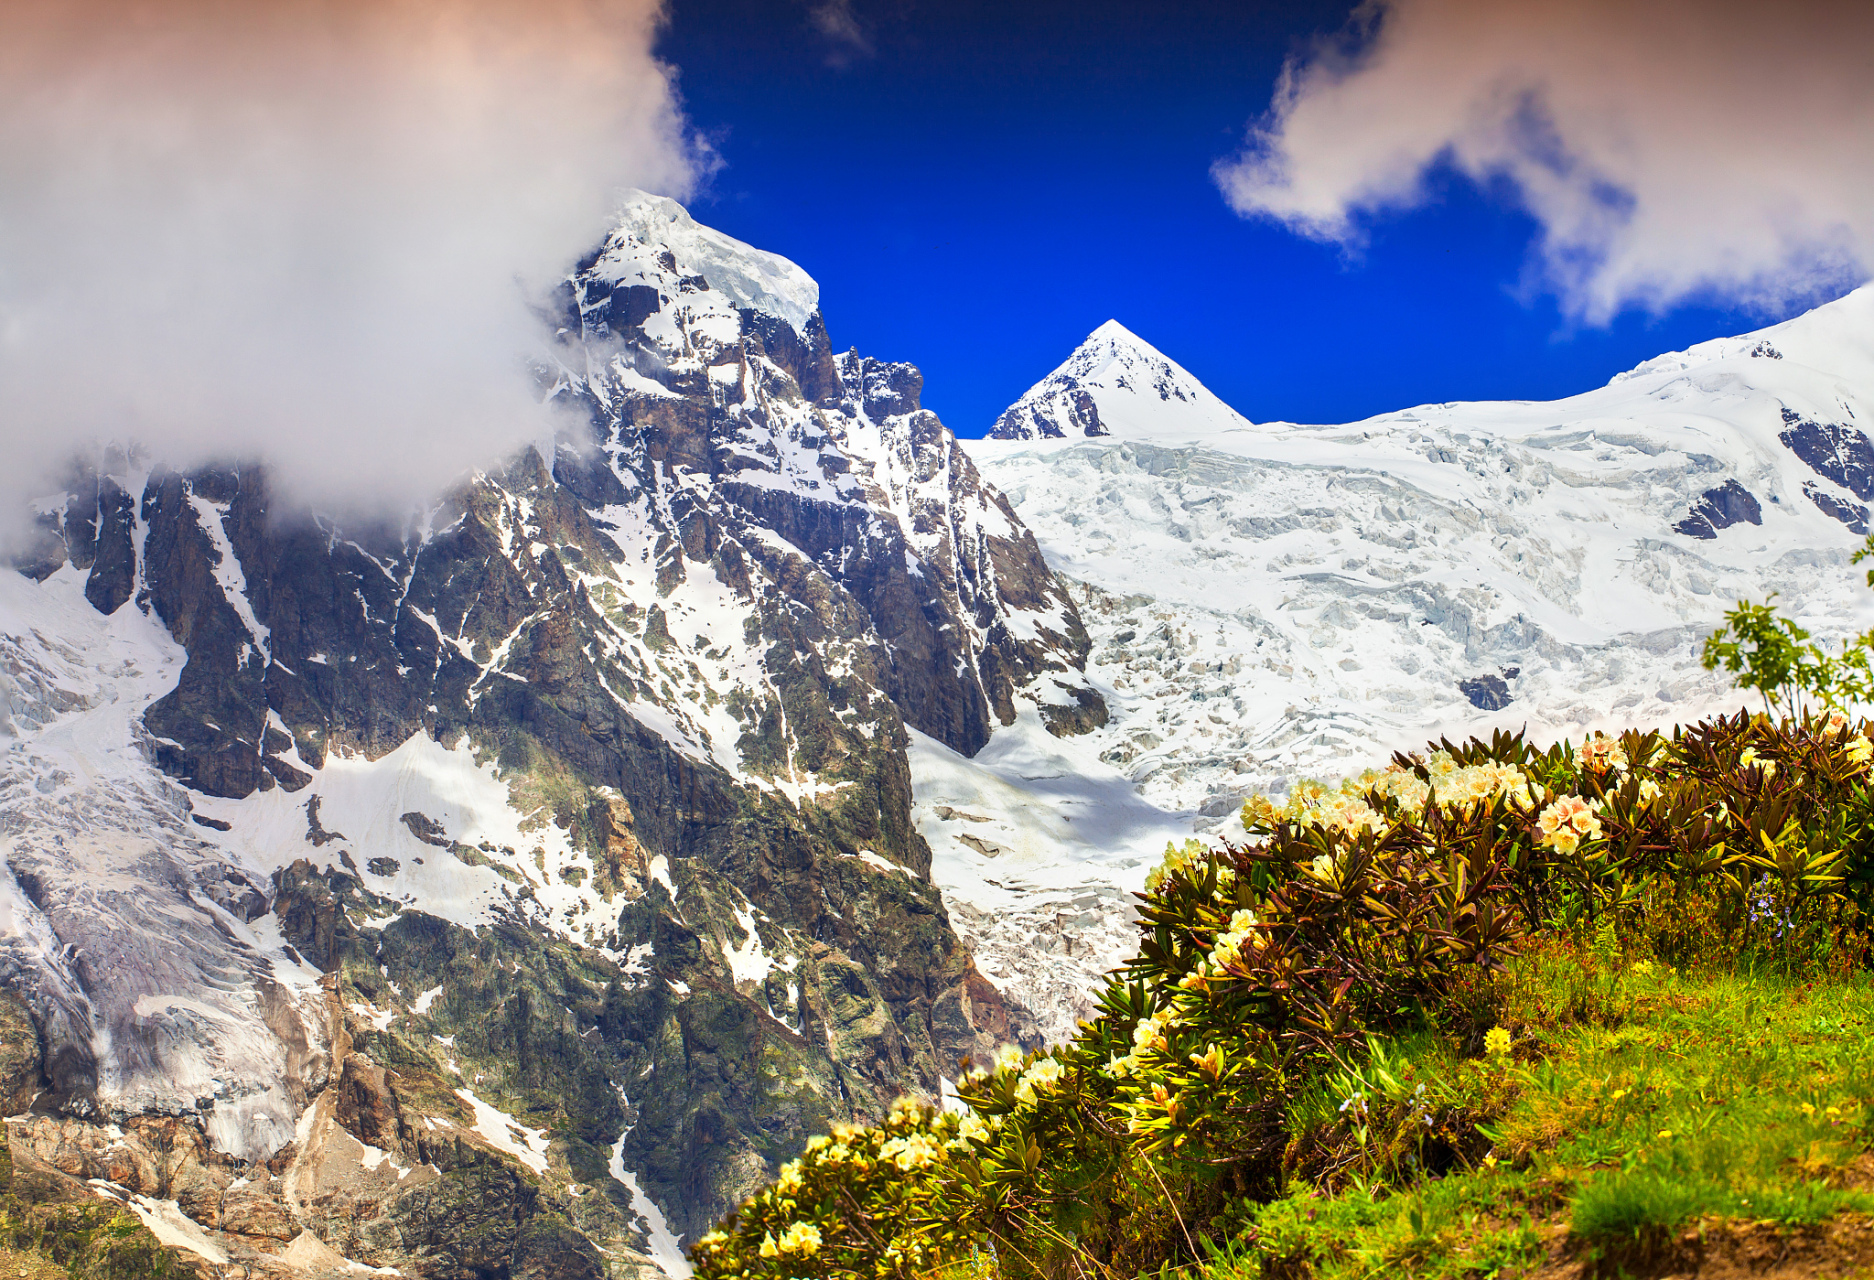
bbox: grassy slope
[1205,943,1874,1280]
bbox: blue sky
[657,0,1787,437]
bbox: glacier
[929,291,1874,1032]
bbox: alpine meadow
[4,2,1874,1278]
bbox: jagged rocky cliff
[0,194,1102,1276]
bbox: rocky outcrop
[0,192,1101,1273]
[1673,478,1764,539]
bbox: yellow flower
[778,1221,822,1255]
[1848,737,1873,766]
[1630,959,1655,977]
[1015,1055,1064,1106]
[879,1132,941,1170]
[1241,795,1281,830]
[1484,1026,1512,1058]
[1740,746,1777,776]
[1132,1008,1177,1054]
[1370,763,1432,812]
[759,1233,779,1259]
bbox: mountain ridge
[0,192,1103,1277]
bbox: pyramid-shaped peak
[988,321,1254,441]
[1077,319,1171,361]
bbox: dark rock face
[1779,406,1874,501]
[990,385,1108,440]
[1805,482,1871,534]
[1458,674,1512,711]
[1673,478,1763,539]
[2,194,1102,1271]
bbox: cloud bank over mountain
[1215,0,1874,323]
[0,0,705,530]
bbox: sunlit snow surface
[991,319,1252,441]
[911,716,1185,1039]
[600,191,819,336]
[933,287,1874,1027]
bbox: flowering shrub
[689,1098,975,1279]
[694,712,1874,1279]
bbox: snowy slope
[988,320,1254,440]
[598,191,821,335]
[964,288,1874,848]
[0,565,329,1161]
[910,714,1187,1042]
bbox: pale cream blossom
[1580,733,1629,774]
[1209,911,1261,970]
[1538,795,1602,854]
[879,1131,941,1170]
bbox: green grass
[1200,945,1874,1279]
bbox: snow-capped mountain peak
[590,190,822,334]
[964,282,1874,856]
[1609,282,1874,392]
[988,319,1254,440]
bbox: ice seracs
[948,283,1874,1019]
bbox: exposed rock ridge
[0,193,1104,1274]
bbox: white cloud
[0,0,706,535]
[1215,0,1874,322]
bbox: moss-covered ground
[1200,941,1874,1280]
[0,1126,179,1280]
